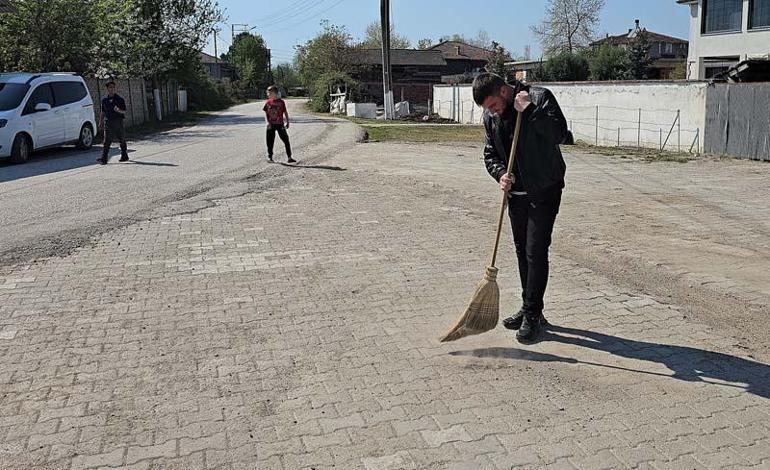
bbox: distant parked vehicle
[0,73,97,164]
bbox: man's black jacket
[483,83,568,198]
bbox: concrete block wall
[85,78,180,130]
[546,81,707,152]
[86,78,149,131]
[433,81,708,152]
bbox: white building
[678,0,770,79]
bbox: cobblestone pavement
[1,121,769,469]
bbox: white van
[0,73,97,163]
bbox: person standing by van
[98,81,129,164]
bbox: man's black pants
[266,124,292,158]
[103,119,128,159]
[508,188,562,314]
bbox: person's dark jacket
[483,82,568,198]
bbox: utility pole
[212,29,220,80]
[231,24,255,43]
[213,30,218,63]
[380,0,394,119]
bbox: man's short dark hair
[472,73,506,106]
[105,81,116,88]
[267,85,279,94]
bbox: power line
[217,34,232,49]
[250,0,318,24]
[260,0,348,34]
[250,0,323,28]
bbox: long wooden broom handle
[490,112,523,267]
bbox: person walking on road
[263,86,295,163]
[472,73,569,344]
[98,81,129,164]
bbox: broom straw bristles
[439,113,521,343]
[439,266,500,342]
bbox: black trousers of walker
[266,124,292,158]
[508,188,562,314]
[102,119,128,159]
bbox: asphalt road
[0,100,363,265]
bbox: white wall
[433,85,484,125]
[433,81,708,152]
[547,81,707,151]
[684,0,770,79]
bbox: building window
[705,65,731,78]
[702,0,743,33]
[666,43,673,54]
[703,56,740,78]
[750,0,770,28]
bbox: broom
[440,112,523,343]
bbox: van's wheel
[10,134,31,164]
[76,123,94,150]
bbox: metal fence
[432,99,701,153]
[561,104,701,153]
[85,78,181,131]
[705,83,770,161]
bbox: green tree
[485,41,512,77]
[273,63,301,90]
[417,38,432,50]
[294,21,355,89]
[223,32,270,90]
[587,44,630,80]
[359,21,411,49]
[627,30,652,79]
[98,0,223,79]
[0,0,121,74]
[543,51,590,81]
[670,61,687,80]
[308,71,359,112]
[0,0,222,78]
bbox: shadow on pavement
[125,160,177,167]
[0,148,137,183]
[199,114,264,126]
[277,162,346,171]
[450,325,770,399]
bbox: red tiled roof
[592,29,688,46]
[429,41,494,61]
[349,49,446,66]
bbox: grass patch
[571,141,696,163]
[342,116,407,126]
[363,125,484,142]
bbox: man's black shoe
[267,155,274,162]
[287,157,297,163]
[503,310,548,330]
[502,309,527,330]
[119,156,129,162]
[516,313,544,344]
[97,157,108,165]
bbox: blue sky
[205,0,691,65]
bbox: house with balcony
[590,20,689,79]
[677,0,770,79]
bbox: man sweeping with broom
[442,73,568,345]
[476,72,568,344]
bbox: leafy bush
[308,72,359,112]
[543,52,590,81]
